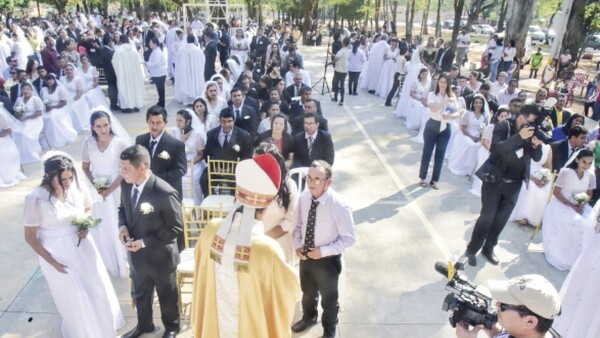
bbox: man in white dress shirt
[292,160,356,338]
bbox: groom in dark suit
[292,112,335,168]
[118,145,182,338]
[550,125,588,170]
[200,108,253,196]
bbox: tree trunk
[374,0,382,31]
[391,1,398,25]
[301,0,313,42]
[421,0,431,36]
[451,0,465,50]
[505,0,535,80]
[564,0,590,64]
[435,0,443,37]
[408,0,416,36]
[497,0,508,33]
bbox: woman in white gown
[190,97,220,134]
[230,29,250,65]
[12,83,43,164]
[82,110,130,278]
[79,54,108,108]
[469,108,510,197]
[40,74,78,148]
[542,149,597,271]
[211,74,232,102]
[553,203,600,338]
[395,46,422,118]
[61,63,91,132]
[203,81,228,117]
[447,94,488,176]
[0,105,25,187]
[169,109,206,205]
[253,143,299,266]
[375,39,399,98]
[509,143,553,226]
[23,153,125,337]
[405,68,431,130]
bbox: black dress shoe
[121,108,133,113]
[162,331,177,338]
[110,105,121,111]
[121,325,155,338]
[384,102,392,106]
[132,108,140,112]
[465,251,477,266]
[291,318,318,333]
[482,251,500,265]
[368,90,375,94]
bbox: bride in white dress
[553,203,600,338]
[203,81,228,117]
[543,149,597,270]
[61,63,91,132]
[40,74,78,148]
[405,68,431,130]
[230,29,250,65]
[447,95,488,176]
[79,54,108,108]
[375,39,399,98]
[169,109,206,205]
[82,110,131,278]
[0,104,25,187]
[509,143,553,225]
[23,153,125,337]
[12,83,43,164]
[395,47,423,118]
[190,97,219,135]
[469,108,510,197]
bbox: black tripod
[312,36,331,97]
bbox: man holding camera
[456,274,561,338]
[466,105,544,266]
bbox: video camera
[435,255,498,330]
[528,107,553,144]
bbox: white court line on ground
[343,104,452,259]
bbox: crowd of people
[2,9,600,338]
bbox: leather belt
[502,178,520,184]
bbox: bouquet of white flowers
[93,176,111,190]
[71,215,102,247]
[573,192,590,205]
[533,168,552,185]
[14,105,24,118]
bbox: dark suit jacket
[550,139,570,171]
[459,87,473,98]
[135,132,187,199]
[32,77,44,95]
[254,130,295,160]
[99,46,117,83]
[0,91,14,115]
[291,130,335,168]
[289,99,323,119]
[291,114,329,136]
[231,105,259,137]
[204,41,217,81]
[118,174,182,273]
[283,84,310,101]
[250,35,269,57]
[10,84,19,106]
[438,48,455,72]
[550,108,572,128]
[203,126,253,162]
[477,120,542,185]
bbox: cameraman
[466,105,543,266]
[456,274,561,338]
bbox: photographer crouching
[455,274,561,338]
[465,104,545,266]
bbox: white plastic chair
[288,167,309,194]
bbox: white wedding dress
[542,167,597,270]
[375,47,399,98]
[509,144,552,225]
[553,218,600,338]
[12,96,43,163]
[40,86,78,148]
[0,107,25,187]
[405,79,430,130]
[23,186,125,337]
[79,65,108,109]
[61,75,91,132]
[169,127,206,205]
[469,124,495,197]
[82,135,129,278]
[448,111,486,176]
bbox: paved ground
[0,44,572,338]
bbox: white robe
[360,40,388,91]
[0,36,11,71]
[174,43,205,105]
[112,44,145,109]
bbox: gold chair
[176,204,223,315]
[201,156,239,212]
[181,160,195,206]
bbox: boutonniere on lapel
[157,151,170,160]
[232,144,240,152]
[243,115,250,120]
[140,202,154,214]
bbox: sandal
[430,181,440,190]
[419,180,427,188]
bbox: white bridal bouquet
[93,176,111,190]
[573,192,590,205]
[71,215,102,247]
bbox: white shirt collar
[150,129,165,144]
[133,173,151,197]
[305,131,317,139]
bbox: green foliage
[339,0,366,22]
[585,2,600,33]
[0,0,29,14]
[534,0,562,21]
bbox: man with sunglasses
[292,160,356,338]
[456,274,561,338]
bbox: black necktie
[150,140,157,155]
[235,109,241,120]
[223,134,229,148]
[303,200,319,254]
[131,187,139,207]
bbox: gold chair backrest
[206,156,239,196]
[181,205,224,248]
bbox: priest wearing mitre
[191,154,300,338]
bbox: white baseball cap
[488,274,560,319]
